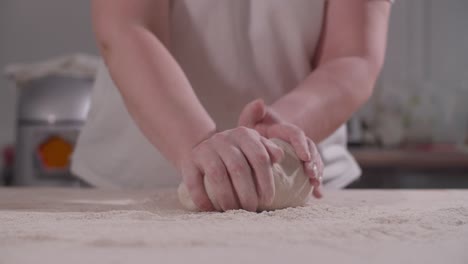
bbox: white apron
[72,0,361,189]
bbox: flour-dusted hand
[178,127,284,212]
[238,99,324,198]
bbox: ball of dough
[178,138,312,211]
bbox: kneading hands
[179,99,324,212]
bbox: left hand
[238,99,324,198]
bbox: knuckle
[248,129,259,136]
[227,149,249,178]
[211,132,226,142]
[211,174,227,187]
[237,126,249,133]
[209,173,226,186]
[206,164,225,181]
[230,162,246,178]
[234,126,256,138]
[255,153,270,166]
[230,145,243,156]
[232,126,246,136]
[292,128,304,138]
[195,141,212,154]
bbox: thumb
[238,99,266,128]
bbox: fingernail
[301,150,311,162]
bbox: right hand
[178,127,284,212]
[238,99,324,199]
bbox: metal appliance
[14,76,92,186]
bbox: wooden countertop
[1,188,468,264]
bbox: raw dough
[178,138,312,211]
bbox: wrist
[175,125,217,170]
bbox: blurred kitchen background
[0,1,467,188]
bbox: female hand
[238,99,324,198]
[178,126,284,212]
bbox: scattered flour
[1,189,468,263]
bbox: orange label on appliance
[37,136,73,169]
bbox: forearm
[269,0,391,142]
[98,26,215,166]
[271,56,378,142]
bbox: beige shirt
[72,0,361,189]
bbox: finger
[268,125,310,162]
[303,144,321,180]
[304,162,318,180]
[238,99,266,127]
[312,185,323,199]
[198,149,240,211]
[309,138,324,180]
[304,161,321,191]
[260,137,284,164]
[290,132,311,162]
[234,130,275,206]
[305,164,323,199]
[181,159,215,211]
[214,143,258,212]
[304,139,324,199]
